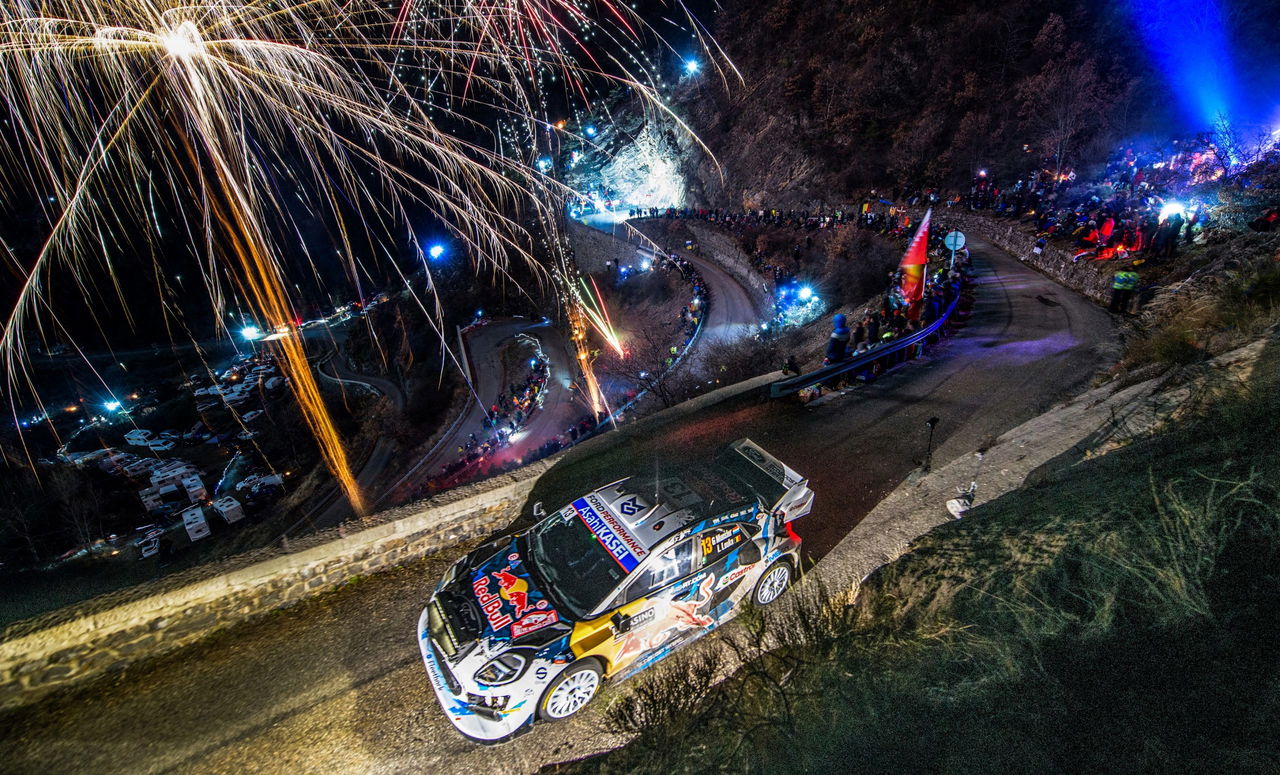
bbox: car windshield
[525,507,630,620]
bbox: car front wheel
[753,561,792,606]
[539,660,603,721]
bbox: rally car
[417,439,814,743]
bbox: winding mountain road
[0,236,1115,775]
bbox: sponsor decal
[534,666,548,680]
[740,443,800,486]
[616,496,642,516]
[510,610,559,639]
[422,643,449,693]
[493,568,534,619]
[630,607,657,628]
[573,497,648,571]
[472,574,513,632]
[714,565,750,591]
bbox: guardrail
[769,290,962,399]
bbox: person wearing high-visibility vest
[1110,263,1141,314]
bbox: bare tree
[603,325,699,409]
[1016,16,1114,184]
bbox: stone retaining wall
[566,220,652,274]
[0,459,555,713]
[927,210,1112,303]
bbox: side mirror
[611,612,632,634]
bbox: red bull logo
[493,568,533,619]
[472,575,512,632]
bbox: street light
[684,59,699,75]
[428,244,445,260]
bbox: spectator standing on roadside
[825,313,851,363]
[1110,263,1140,313]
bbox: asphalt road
[684,250,768,347]
[383,318,582,496]
[0,236,1115,775]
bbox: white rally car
[417,439,814,743]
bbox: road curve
[683,250,767,347]
[0,236,1115,775]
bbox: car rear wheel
[753,561,792,606]
[539,661,603,720]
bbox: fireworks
[0,0,723,509]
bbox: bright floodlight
[798,286,813,301]
[241,325,263,341]
[428,244,446,260]
[684,59,699,74]
[641,259,651,271]
[978,169,988,177]
[585,125,597,137]
[104,400,121,411]
[1160,202,1185,220]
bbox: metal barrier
[769,291,962,399]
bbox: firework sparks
[0,0,569,509]
[0,0,727,510]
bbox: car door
[570,537,706,679]
[692,523,763,623]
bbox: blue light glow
[584,125,597,137]
[1160,201,1185,220]
[428,244,445,260]
[684,59,699,74]
[240,325,262,341]
[1129,0,1241,130]
[104,400,121,411]
[798,286,813,301]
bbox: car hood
[457,538,566,645]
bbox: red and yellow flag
[899,208,931,319]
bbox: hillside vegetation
[555,331,1280,773]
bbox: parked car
[417,439,814,743]
[147,439,175,452]
[240,409,264,422]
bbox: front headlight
[474,652,528,686]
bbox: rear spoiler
[726,439,805,488]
